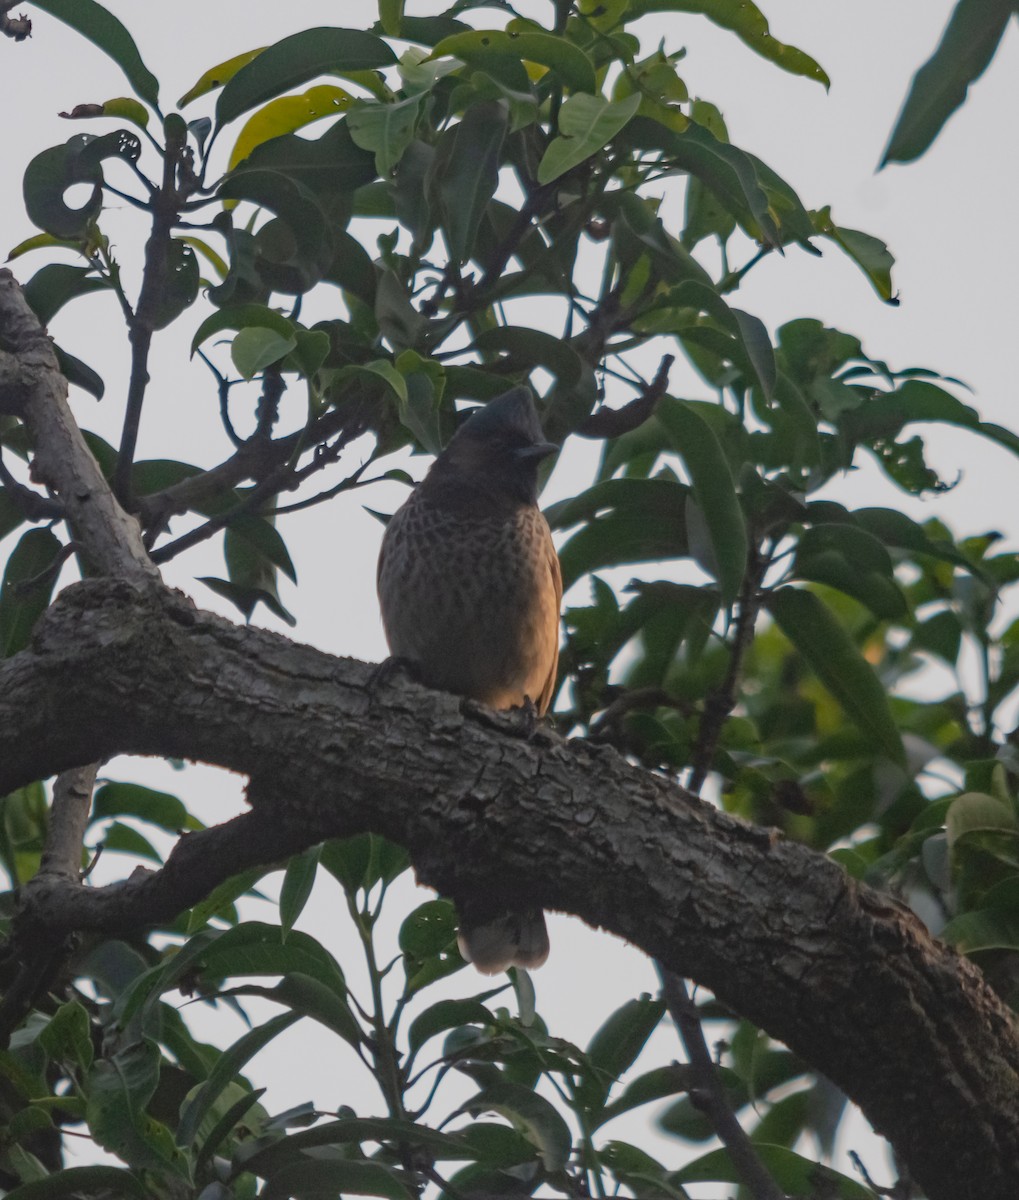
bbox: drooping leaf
[0,528,63,657]
[31,0,159,106]
[176,1012,300,1148]
[657,399,748,606]
[178,47,267,108]
[882,0,1013,165]
[463,1082,573,1172]
[439,100,508,264]
[21,263,112,325]
[280,846,321,938]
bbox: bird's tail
[457,907,549,975]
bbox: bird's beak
[515,441,559,461]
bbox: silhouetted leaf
[882,0,1012,165]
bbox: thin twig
[113,121,187,507]
[657,968,786,1200]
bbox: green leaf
[598,1064,694,1127]
[675,1142,873,1198]
[38,1001,93,1071]
[216,28,396,125]
[187,866,267,932]
[228,85,354,171]
[431,30,597,94]
[101,821,162,863]
[399,899,458,957]
[261,1160,413,1200]
[151,238,200,329]
[4,1167,147,1199]
[812,207,896,303]
[86,1039,186,1173]
[942,905,1019,954]
[766,587,905,764]
[629,0,829,87]
[792,524,907,620]
[656,399,748,606]
[176,1011,299,1148]
[191,303,295,357]
[580,997,666,1111]
[550,477,691,590]
[379,0,405,37]
[53,344,105,400]
[0,528,63,657]
[243,1116,474,1178]
[231,326,298,379]
[91,782,194,832]
[463,1081,572,1171]
[31,0,159,106]
[22,264,111,325]
[946,791,1017,848]
[440,100,508,264]
[178,47,266,108]
[408,996,501,1055]
[320,832,409,893]
[624,116,779,245]
[280,846,321,938]
[348,95,424,176]
[22,140,102,240]
[882,0,1013,165]
[538,91,641,184]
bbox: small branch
[113,120,187,507]
[657,968,787,1200]
[20,808,308,936]
[149,414,372,563]
[576,354,673,439]
[39,764,98,879]
[135,403,362,535]
[0,269,158,581]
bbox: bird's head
[431,387,558,506]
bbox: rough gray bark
[1,577,1018,1200]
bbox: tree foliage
[1,2,1018,1199]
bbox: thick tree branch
[0,578,1017,1200]
[0,269,157,582]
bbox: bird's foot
[461,695,555,743]
[370,655,421,691]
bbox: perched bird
[377,386,562,973]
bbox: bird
[377,385,562,973]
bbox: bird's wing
[537,535,563,716]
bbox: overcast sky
[2,1,1017,1186]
